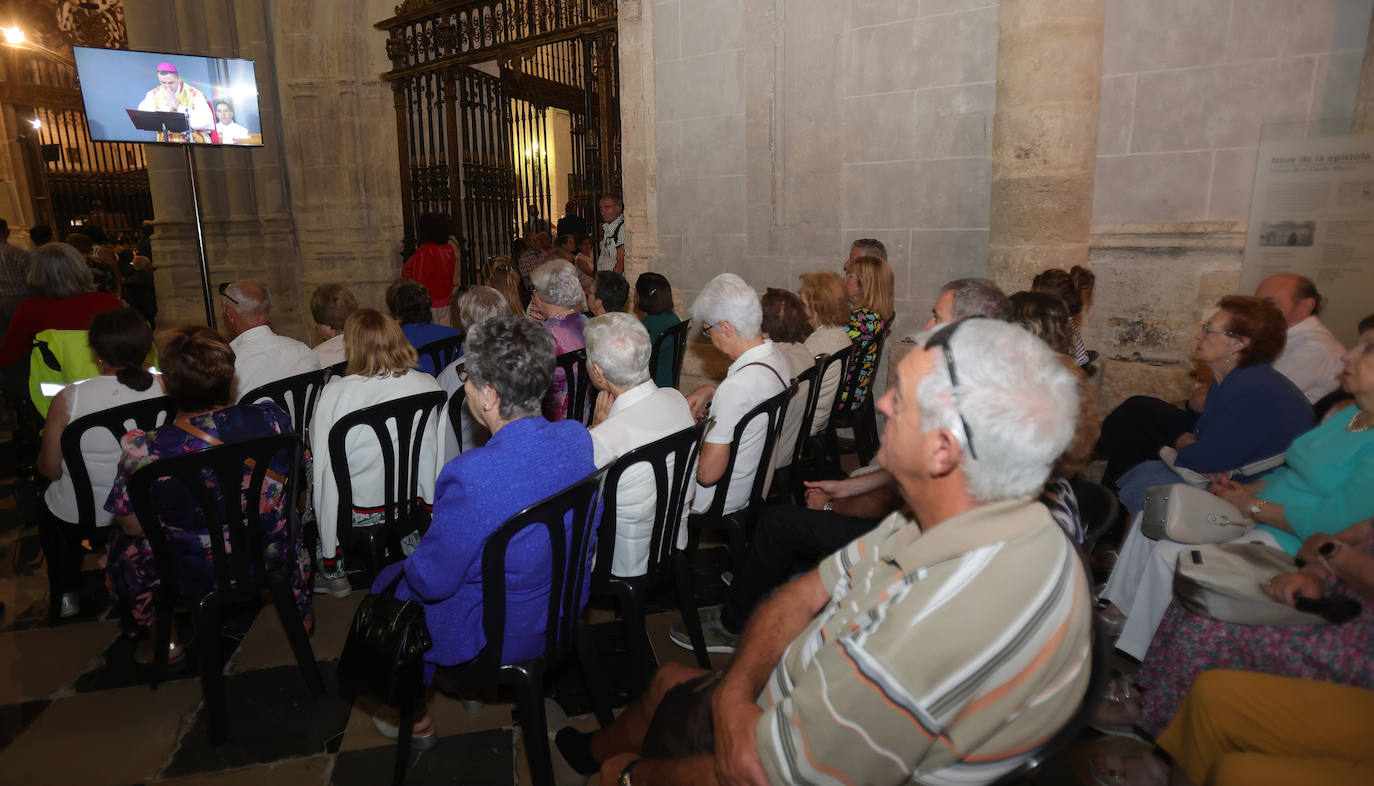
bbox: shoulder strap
[740,361,786,388]
[178,418,223,447]
[610,217,623,245]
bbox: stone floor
[0,459,1124,785]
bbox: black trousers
[1095,395,1196,489]
[719,504,878,634]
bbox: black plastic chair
[553,348,596,426]
[768,359,823,505]
[40,394,178,622]
[126,433,324,745]
[988,614,1112,785]
[445,381,470,454]
[647,319,691,389]
[238,368,326,439]
[821,326,890,466]
[416,334,463,377]
[327,391,445,577]
[326,360,348,380]
[593,421,711,692]
[418,468,613,786]
[688,383,794,578]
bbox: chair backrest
[783,360,824,469]
[416,335,463,376]
[446,383,470,454]
[326,360,348,380]
[595,421,708,583]
[326,391,445,543]
[700,383,794,520]
[60,394,177,527]
[238,368,326,439]
[553,348,595,426]
[829,325,889,419]
[811,343,853,431]
[125,433,302,605]
[647,320,691,389]
[471,468,607,673]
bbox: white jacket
[310,371,445,554]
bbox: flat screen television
[72,46,263,147]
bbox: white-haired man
[586,312,696,576]
[557,318,1092,785]
[220,280,321,400]
[684,273,789,515]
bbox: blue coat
[401,322,462,375]
[374,416,595,671]
[1174,363,1313,476]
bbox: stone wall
[651,0,1001,343]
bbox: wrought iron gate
[378,0,621,282]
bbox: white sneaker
[668,606,739,654]
[59,592,81,619]
[312,574,352,600]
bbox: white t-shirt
[1273,316,1345,404]
[310,371,445,554]
[693,341,789,515]
[216,121,250,143]
[230,324,322,402]
[590,381,697,576]
[44,375,168,526]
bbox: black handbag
[336,570,433,706]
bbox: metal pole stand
[183,143,215,328]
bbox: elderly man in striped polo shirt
[556,318,1093,786]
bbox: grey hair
[850,238,887,261]
[691,273,763,338]
[915,319,1078,503]
[463,315,556,420]
[456,286,508,332]
[941,278,1012,321]
[531,259,586,309]
[27,242,92,298]
[585,312,651,389]
[224,281,271,316]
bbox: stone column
[617,0,660,278]
[987,0,1105,293]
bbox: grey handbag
[1141,483,1255,543]
[1173,543,1327,626]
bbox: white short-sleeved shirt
[597,214,625,272]
[590,381,697,576]
[693,341,789,514]
[1274,316,1346,404]
[230,324,322,401]
[313,333,346,368]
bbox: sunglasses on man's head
[922,317,986,461]
[217,281,238,304]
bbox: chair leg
[269,573,324,696]
[575,622,614,727]
[727,520,748,579]
[510,665,554,786]
[194,600,227,745]
[37,515,64,625]
[617,585,653,698]
[151,600,174,688]
[673,553,711,669]
[393,701,413,786]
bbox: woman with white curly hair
[529,258,588,421]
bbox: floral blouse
[837,307,885,411]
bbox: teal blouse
[1258,407,1374,554]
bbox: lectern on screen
[72,46,263,147]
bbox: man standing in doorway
[597,194,625,275]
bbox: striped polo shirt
[755,497,1092,785]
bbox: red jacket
[401,243,456,307]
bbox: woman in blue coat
[370,314,596,745]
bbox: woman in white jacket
[310,308,444,598]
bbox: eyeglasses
[700,321,720,337]
[217,281,238,304]
[1198,322,1236,338]
[923,317,981,461]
